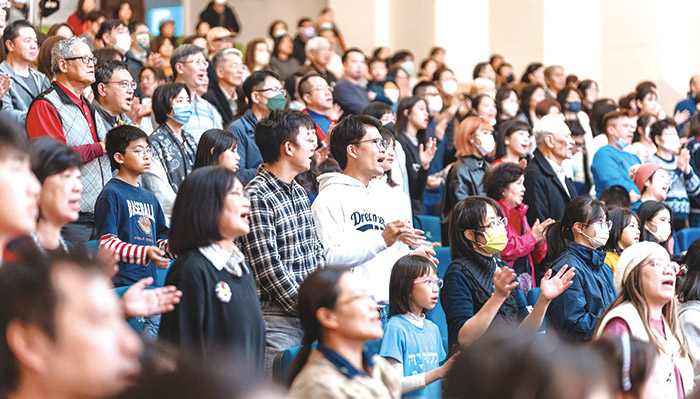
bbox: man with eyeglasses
[312,115,433,324]
[170,44,223,142]
[298,73,341,141]
[0,21,50,134]
[92,60,139,133]
[228,69,287,184]
[27,36,112,245]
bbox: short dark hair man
[333,48,370,116]
[0,253,143,399]
[92,60,137,131]
[239,109,325,377]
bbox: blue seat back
[414,215,441,243]
[677,228,700,253]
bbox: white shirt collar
[198,243,246,276]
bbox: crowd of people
[4,2,700,399]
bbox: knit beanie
[632,163,664,194]
[614,241,668,292]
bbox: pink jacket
[497,199,547,288]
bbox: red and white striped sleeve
[98,234,150,265]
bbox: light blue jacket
[0,61,50,130]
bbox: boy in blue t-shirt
[96,125,171,287]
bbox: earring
[505,140,510,145]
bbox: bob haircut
[28,137,81,184]
[330,114,382,170]
[603,207,640,254]
[535,99,561,118]
[556,87,582,111]
[482,163,524,201]
[388,255,438,317]
[454,116,493,157]
[495,119,530,159]
[168,166,240,255]
[193,129,238,169]
[449,196,504,262]
[152,82,191,125]
[679,238,700,302]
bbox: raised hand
[677,148,691,174]
[531,218,555,243]
[538,265,575,302]
[122,277,183,318]
[493,266,518,299]
[419,137,438,169]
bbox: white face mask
[475,134,495,156]
[661,135,680,153]
[427,95,443,114]
[581,223,609,249]
[502,101,519,118]
[214,0,227,4]
[114,32,131,53]
[256,51,270,66]
[384,88,399,104]
[649,221,671,242]
[441,80,457,96]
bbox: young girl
[380,255,455,398]
[193,129,240,171]
[603,207,641,272]
[638,201,675,254]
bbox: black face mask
[505,74,515,83]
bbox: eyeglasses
[181,59,209,68]
[483,217,508,230]
[336,294,377,307]
[256,87,287,96]
[124,146,155,159]
[107,80,137,90]
[414,278,443,289]
[649,258,680,274]
[64,55,97,65]
[310,85,333,93]
[586,220,613,231]
[229,186,250,200]
[352,138,389,150]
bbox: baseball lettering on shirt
[127,199,155,220]
[350,210,386,232]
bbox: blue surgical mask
[567,101,582,113]
[401,60,414,76]
[616,138,629,149]
[170,103,193,124]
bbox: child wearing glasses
[95,125,172,289]
[379,255,455,399]
[594,242,693,399]
[441,196,574,352]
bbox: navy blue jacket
[228,109,261,185]
[546,241,616,341]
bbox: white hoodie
[312,172,412,302]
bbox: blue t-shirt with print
[380,314,447,398]
[95,178,168,286]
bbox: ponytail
[545,221,571,260]
[287,333,319,386]
[545,197,608,260]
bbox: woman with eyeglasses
[288,267,400,398]
[441,196,574,352]
[593,242,694,398]
[546,197,617,341]
[441,116,493,246]
[159,166,265,374]
[395,96,437,217]
[141,83,197,224]
[482,163,553,295]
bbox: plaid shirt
[239,166,325,315]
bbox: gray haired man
[26,36,110,244]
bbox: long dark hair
[638,200,673,250]
[448,197,504,263]
[603,208,640,254]
[379,127,397,188]
[679,238,700,302]
[287,268,348,386]
[193,129,238,169]
[388,255,437,317]
[395,96,428,145]
[545,197,609,260]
